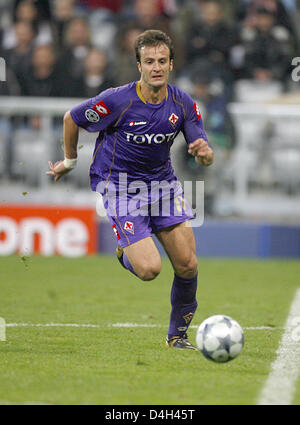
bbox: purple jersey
[70,81,208,190]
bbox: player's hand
[188,138,214,166]
[46,160,71,182]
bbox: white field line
[5,322,279,330]
[257,288,300,405]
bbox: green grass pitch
[0,255,300,405]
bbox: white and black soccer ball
[196,315,244,363]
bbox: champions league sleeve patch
[85,109,100,123]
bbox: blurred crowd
[0,0,299,95]
[0,0,299,154]
[0,0,299,210]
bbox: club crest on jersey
[124,221,134,234]
[112,224,120,241]
[92,100,111,117]
[193,103,201,120]
[168,113,179,128]
[85,109,100,123]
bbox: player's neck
[139,81,168,104]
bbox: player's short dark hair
[135,29,174,63]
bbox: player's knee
[138,262,161,281]
[175,255,198,278]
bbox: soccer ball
[196,315,244,363]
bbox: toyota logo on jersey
[124,131,176,145]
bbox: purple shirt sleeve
[70,88,121,132]
[182,93,208,145]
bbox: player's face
[137,43,173,89]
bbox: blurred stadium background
[1,0,300,259]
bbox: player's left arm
[188,138,214,166]
[182,92,214,167]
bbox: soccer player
[47,30,213,350]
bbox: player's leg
[107,201,161,281]
[122,236,162,281]
[155,221,198,349]
[156,221,198,278]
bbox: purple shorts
[99,179,194,248]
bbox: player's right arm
[63,110,79,160]
[46,110,79,182]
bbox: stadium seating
[234,79,284,103]
[0,120,10,176]
[11,128,46,186]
